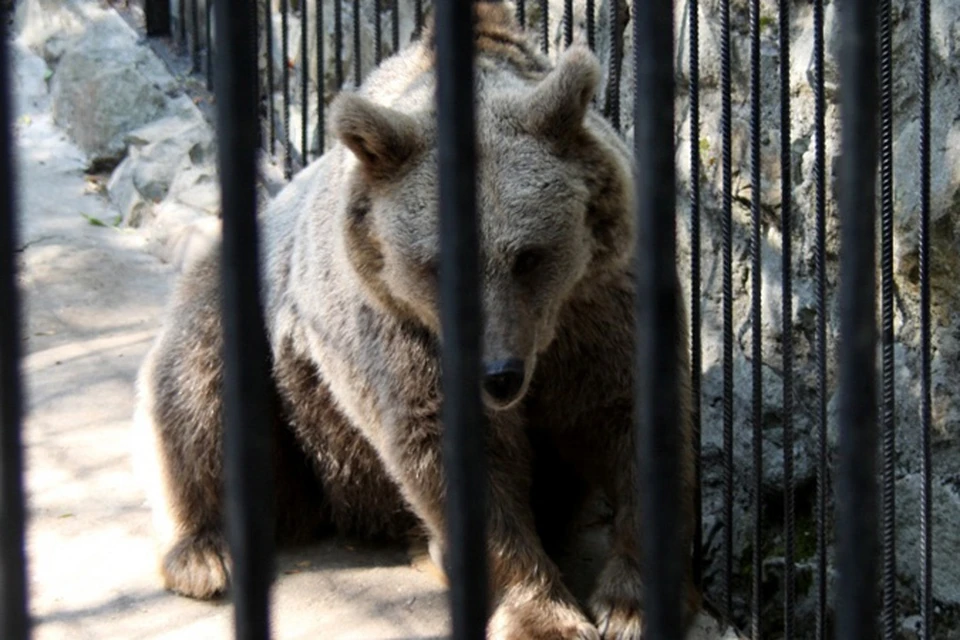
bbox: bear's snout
[482,358,526,408]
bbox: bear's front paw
[588,556,645,640]
[489,588,599,640]
[161,531,230,600]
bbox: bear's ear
[524,45,601,139]
[331,93,423,180]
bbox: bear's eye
[513,249,543,277]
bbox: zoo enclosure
[0,0,942,639]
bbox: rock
[48,13,182,165]
[106,156,153,227]
[107,112,216,225]
[896,474,960,607]
[14,0,89,65]
[165,160,221,216]
[143,200,220,272]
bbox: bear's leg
[569,403,698,639]
[378,410,600,640]
[131,252,239,600]
[133,331,232,600]
[271,344,418,543]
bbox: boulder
[48,12,187,166]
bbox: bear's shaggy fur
[131,3,696,638]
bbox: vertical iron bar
[517,0,525,30]
[919,0,933,636]
[749,0,763,634]
[253,0,260,150]
[434,0,488,638]
[391,0,399,53]
[353,0,361,87]
[605,0,621,132]
[0,15,29,640]
[180,0,187,50]
[879,0,897,636]
[192,0,201,71]
[688,0,703,590]
[266,0,276,155]
[374,0,382,65]
[206,0,214,90]
[414,0,423,37]
[563,0,572,49]
[835,0,880,637]
[540,0,549,54]
[317,0,325,154]
[634,0,684,636]
[281,0,292,178]
[301,0,309,164]
[145,0,172,35]
[813,0,827,640]
[779,0,795,637]
[813,0,827,637]
[720,0,734,620]
[335,0,344,88]
[213,0,275,638]
[585,0,595,51]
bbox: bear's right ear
[331,93,423,180]
[523,45,601,139]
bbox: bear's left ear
[524,45,601,139]
[331,92,424,180]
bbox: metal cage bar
[301,0,309,163]
[335,0,345,88]
[687,0,703,591]
[0,14,29,640]
[391,0,399,53]
[353,0,361,87]
[145,0,172,36]
[281,0,292,177]
[317,0,326,154]
[585,0,594,52]
[719,0,734,620]
[633,0,686,636]
[179,0,188,49]
[375,0,382,65]
[192,0,201,71]
[834,0,880,638]
[879,0,897,636]
[213,1,276,639]
[604,0,621,132]
[540,0,548,54]
[748,0,763,634]
[266,0,276,154]
[778,0,795,636]
[919,0,934,636]
[434,1,489,639]
[812,0,828,637]
[206,0,214,90]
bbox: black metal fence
[0,0,943,638]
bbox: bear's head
[332,45,634,411]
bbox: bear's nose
[482,359,526,405]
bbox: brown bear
[131,3,696,638]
